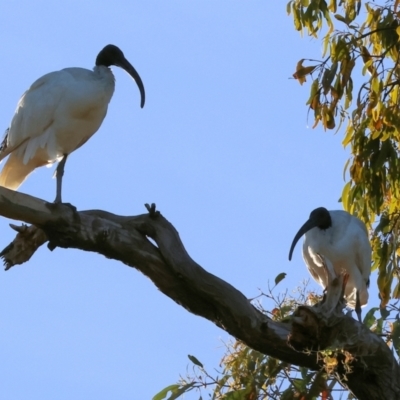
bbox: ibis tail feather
[0,153,38,190]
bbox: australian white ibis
[288,207,371,322]
[0,44,145,203]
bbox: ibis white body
[303,210,371,308]
[0,45,145,202]
[289,208,371,309]
[0,67,114,189]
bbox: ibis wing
[352,215,369,237]
[353,232,371,306]
[355,227,372,284]
[302,245,328,289]
[349,216,372,283]
[2,71,67,162]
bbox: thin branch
[356,26,397,42]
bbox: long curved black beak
[119,58,146,108]
[288,218,318,260]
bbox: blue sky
[0,2,378,399]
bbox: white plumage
[288,207,371,319]
[0,44,145,202]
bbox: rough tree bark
[0,186,399,400]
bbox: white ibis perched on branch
[0,44,145,203]
[288,207,371,322]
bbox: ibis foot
[47,201,77,214]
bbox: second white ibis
[0,44,145,203]
[288,207,371,322]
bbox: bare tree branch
[0,186,398,400]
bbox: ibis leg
[54,154,68,203]
[355,290,362,323]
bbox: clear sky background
[0,2,379,399]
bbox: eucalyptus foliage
[153,281,344,400]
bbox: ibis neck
[94,65,114,78]
[92,66,115,102]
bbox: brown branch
[0,186,399,400]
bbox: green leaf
[322,62,338,94]
[322,34,330,57]
[363,307,378,328]
[188,354,204,368]
[392,319,400,359]
[371,76,380,94]
[292,378,306,392]
[342,158,350,181]
[292,4,302,31]
[393,282,400,299]
[167,383,196,400]
[300,366,308,380]
[293,65,318,85]
[286,0,292,15]
[341,181,351,211]
[342,126,353,147]
[275,272,287,286]
[152,385,180,400]
[334,14,347,25]
[306,79,320,105]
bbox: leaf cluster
[153,273,400,400]
[153,279,350,400]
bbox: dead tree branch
[0,186,398,400]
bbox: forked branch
[0,187,398,400]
